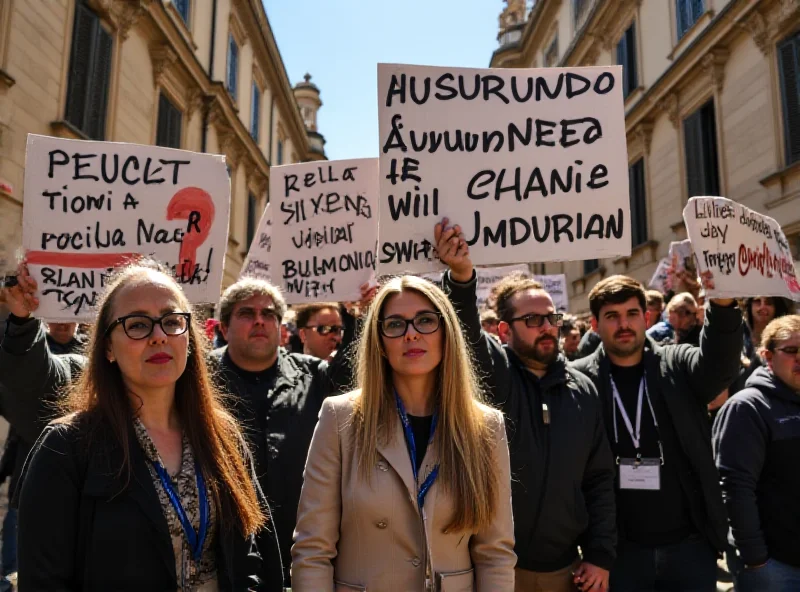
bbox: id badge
[619,458,661,490]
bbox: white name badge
[619,458,661,490]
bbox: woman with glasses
[292,275,515,591]
[13,261,275,591]
[713,314,800,591]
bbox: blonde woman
[292,276,515,591]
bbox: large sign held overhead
[22,135,230,321]
[683,196,800,301]
[240,203,273,282]
[270,158,378,304]
[377,63,631,274]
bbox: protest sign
[270,158,378,304]
[534,274,569,312]
[683,196,800,301]
[240,203,272,281]
[649,258,670,293]
[473,263,529,308]
[668,239,696,277]
[22,135,230,321]
[377,63,631,274]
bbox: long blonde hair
[352,275,499,533]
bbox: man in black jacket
[210,277,372,587]
[436,220,615,592]
[571,274,743,591]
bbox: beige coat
[291,393,516,592]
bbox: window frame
[628,158,648,247]
[64,1,114,140]
[777,32,800,166]
[616,22,639,99]
[156,91,183,149]
[227,33,238,101]
[676,0,705,40]
[683,99,721,199]
[250,81,261,142]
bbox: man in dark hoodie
[436,219,616,592]
[572,275,742,591]
[713,314,800,591]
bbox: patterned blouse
[133,419,219,591]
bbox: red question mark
[167,187,215,281]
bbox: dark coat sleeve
[0,317,86,443]
[678,303,744,404]
[16,424,82,591]
[325,307,360,395]
[576,331,602,359]
[441,270,506,401]
[576,375,617,570]
[712,394,769,566]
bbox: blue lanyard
[151,460,210,563]
[394,391,439,509]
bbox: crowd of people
[0,219,797,591]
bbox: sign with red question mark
[21,134,231,321]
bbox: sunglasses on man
[304,325,344,336]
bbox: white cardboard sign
[474,264,531,309]
[240,203,272,282]
[649,258,670,293]
[683,196,800,300]
[270,159,378,304]
[377,63,631,274]
[534,274,569,312]
[22,135,230,321]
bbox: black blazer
[14,416,283,591]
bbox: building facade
[0,0,327,288]
[493,0,800,313]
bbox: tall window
[574,0,590,26]
[778,32,800,165]
[277,139,284,165]
[227,34,238,101]
[684,100,720,198]
[629,159,647,247]
[65,1,113,140]
[156,92,182,149]
[617,23,638,98]
[250,82,260,141]
[676,0,704,40]
[173,0,190,23]
[246,193,257,249]
[544,36,559,67]
[584,259,600,275]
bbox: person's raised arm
[680,273,743,403]
[0,263,84,442]
[435,219,504,400]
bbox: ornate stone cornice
[702,48,729,92]
[217,127,243,168]
[657,93,679,129]
[740,10,769,55]
[115,1,148,41]
[777,0,800,24]
[229,5,248,46]
[150,44,178,87]
[185,88,204,119]
[634,121,654,156]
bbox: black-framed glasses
[775,346,800,356]
[305,325,343,336]
[508,313,563,328]
[379,312,442,338]
[105,312,191,340]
